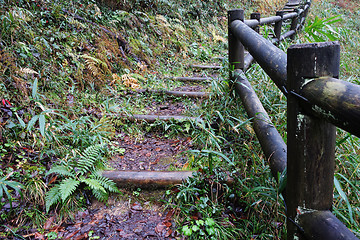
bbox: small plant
[132,188,142,197]
[303,15,342,42]
[170,169,241,240]
[45,143,119,213]
[0,172,24,210]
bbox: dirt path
[27,67,220,240]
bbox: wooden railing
[228,0,360,239]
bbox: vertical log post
[274,11,284,40]
[290,10,299,39]
[287,42,340,239]
[299,1,311,28]
[250,12,261,33]
[228,9,244,74]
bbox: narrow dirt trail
[38,60,223,240]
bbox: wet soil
[39,194,178,240]
[22,191,179,240]
[108,133,193,171]
[145,101,187,116]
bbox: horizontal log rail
[228,0,359,239]
[233,70,287,179]
[230,17,288,93]
[300,76,360,137]
[299,211,359,240]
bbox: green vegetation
[0,0,359,239]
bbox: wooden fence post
[250,12,261,33]
[287,42,340,239]
[228,9,244,73]
[274,11,284,40]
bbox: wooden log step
[110,114,201,123]
[102,170,234,188]
[287,0,300,4]
[102,170,194,188]
[283,6,296,10]
[136,89,209,98]
[286,1,300,6]
[189,64,222,70]
[163,90,208,98]
[172,76,212,82]
[211,56,225,61]
[282,9,296,12]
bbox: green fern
[45,143,120,213]
[91,173,119,193]
[77,143,106,175]
[92,189,108,202]
[45,185,61,212]
[45,165,75,178]
[60,178,80,201]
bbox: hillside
[1,0,360,239]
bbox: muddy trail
[23,63,222,240]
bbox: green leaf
[91,173,119,193]
[81,178,106,193]
[14,112,26,128]
[182,225,192,236]
[334,176,354,224]
[4,180,24,195]
[206,227,216,235]
[192,225,200,232]
[39,114,46,137]
[46,165,75,178]
[278,166,287,193]
[27,115,39,132]
[60,178,80,201]
[92,189,108,202]
[205,218,215,226]
[45,185,62,212]
[0,183,3,199]
[32,78,38,100]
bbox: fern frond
[80,178,106,193]
[77,144,106,175]
[92,189,108,202]
[45,185,62,212]
[45,165,75,178]
[59,178,80,202]
[91,173,119,193]
[80,177,110,202]
[80,54,108,77]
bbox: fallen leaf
[150,158,159,165]
[165,229,172,237]
[182,162,189,170]
[44,216,55,230]
[165,209,174,221]
[164,221,172,228]
[65,230,80,239]
[155,222,167,234]
[74,233,88,240]
[34,232,45,240]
